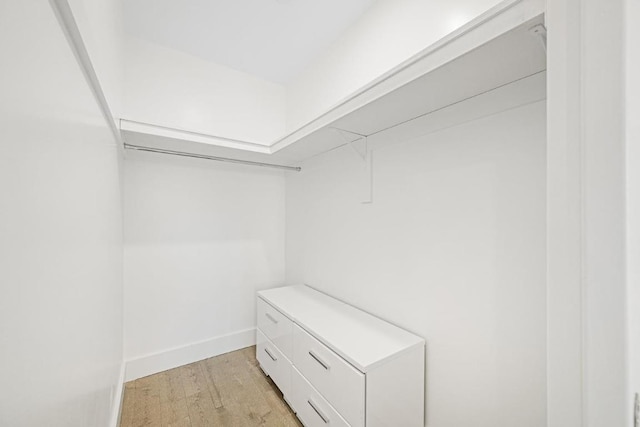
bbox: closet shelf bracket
[331,127,368,160]
[331,127,373,204]
[528,24,547,53]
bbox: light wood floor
[119,346,302,427]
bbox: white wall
[286,101,547,427]
[123,37,287,144]
[285,0,506,131]
[123,152,286,378]
[0,2,123,427]
[627,0,640,421]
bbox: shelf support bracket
[529,24,547,53]
[331,128,373,204]
[331,127,367,158]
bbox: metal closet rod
[123,143,302,172]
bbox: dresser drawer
[293,325,365,427]
[291,366,350,427]
[257,298,293,360]
[256,329,291,397]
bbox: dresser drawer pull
[264,348,277,361]
[307,399,329,424]
[265,312,279,323]
[308,350,330,370]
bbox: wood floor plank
[131,384,163,426]
[205,366,255,426]
[119,346,300,427]
[166,366,187,402]
[160,396,190,427]
[119,382,137,427]
[200,357,226,409]
[166,417,192,427]
[186,391,221,427]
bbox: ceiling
[123,0,375,84]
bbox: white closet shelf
[121,0,546,168]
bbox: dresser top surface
[257,285,424,372]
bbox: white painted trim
[546,0,585,424]
[124,328,256,381]
[48,0,122,155]
[120,119,272,153]
[547,0,627,425]
[108,361,126,427]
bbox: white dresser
[256,285,425,427]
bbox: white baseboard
[124,327,256,381]
[109,361,126,427]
